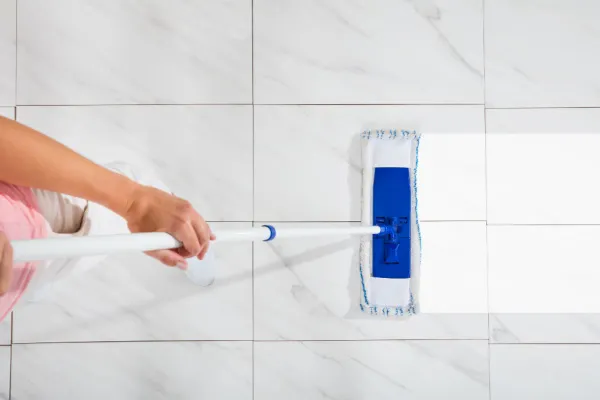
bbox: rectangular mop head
[359,129,421,316]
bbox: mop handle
[11,225,382,262]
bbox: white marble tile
[254,222,487,340]
[254,0,483,104]
[255,340,489,400]
[485,0,600,107]
[487,109,600,224]
[0,0,15,106]
[0,347,10,400]
[17,0,252,105]
[17,106,253,221]
[0,315,10,346]
[490,314,600,344]
[12,341,252,400]
[0,107,14,119]
[489,226,600,343]
[13,223,252,342]
[254,105,485,222]
[490,344,600,400]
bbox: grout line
[485,224,492,397]
[14,103,487,107]
[206,221,256,223]
[482,0,493,396]
[251,338,489,342]
[251,0,255,107]
[490,342,600,346]
[488,345,493,400]
[250,220,487,223]
[418,220,486,223]
[13,0,17,108]
[252,103,486,107]
[11,340,255,345]
[16,103,253,107]
[487,223,600,226]
[8,345,11,400]
[8,312,13,400]
[214,221,600,226]
[251,0,255,398]
[16,104,600,108]
[10,338,489,345]
[252,340,255,400]
[10,339,600,346]
[486,106,600,110]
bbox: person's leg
[31,188,87,234]
[25,163,157,302]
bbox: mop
[10,129,421,316]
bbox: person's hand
[123,185,215,269]
[0,232,12,295]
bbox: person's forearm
[0,116,139,216]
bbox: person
[0,115,214,297]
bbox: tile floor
[1,0,600,398]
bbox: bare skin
[0,116,214,294]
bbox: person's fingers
[0,235,13,295]
[173,221,201,258]
[145,249,188,269]
[197,243,209,261]
[191,218,211,260]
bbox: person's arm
[0,116,213,268]
[0,116,136,215]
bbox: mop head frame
[359,129,421,317]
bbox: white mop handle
[11,225,381,262]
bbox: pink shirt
[0,182,48,321]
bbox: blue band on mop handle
[372,167,411,279]
[263,225,277,241]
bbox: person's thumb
[145,249,188,270]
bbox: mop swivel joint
[375,216,409,265]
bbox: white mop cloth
[359,130,421,316]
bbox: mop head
[359,129,421,317]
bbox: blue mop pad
[359,129,421,316]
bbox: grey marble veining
[254,0,483,104]
[491,345,600,400]
[11,341,252,400]
[254,105,485,222]
[17,105,253,221]
[485,0,600,107]
[491,314,600,344]
[255,340,489,400]
[5,0,600,397]
[13,223,252,342]
[17,0,252,104]
[254,222,488,340]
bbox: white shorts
[23,162,171,303]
